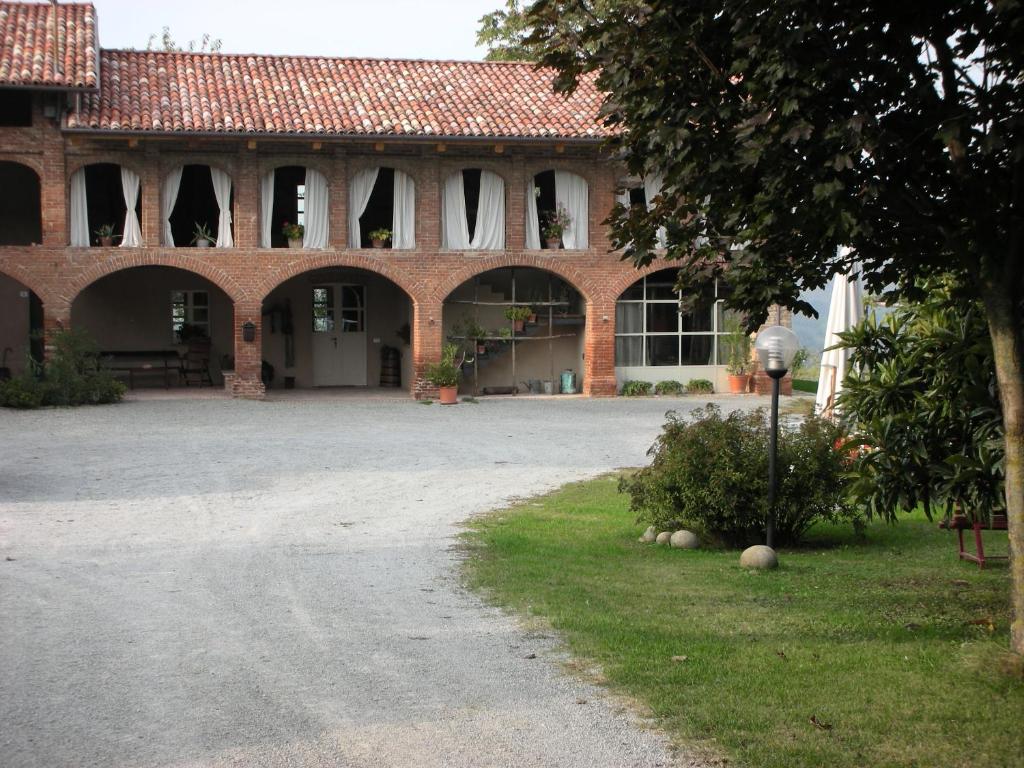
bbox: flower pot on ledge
[545,237,562,249]
[371,239,387,249]
[438,385,458,405]
[513,319,525,333]
[287,238,302,249]
[727,373,750,394]
[98,236,113,247]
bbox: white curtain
[303,168,329,249]
[119,168,142,247]
[348,168,379,248]
[162,167,183,246]
[392,170,415,249]
[441,171,470,249]
[554,171,589,249]
[260,169,274,248]
[525,176,541,249]
[470,170,505,250]
[209,167,233,248]
[70,168,89,246]
[643,173,667,248]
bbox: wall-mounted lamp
[602,314,609,323]
[242,321,256,343]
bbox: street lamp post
[754,325,799,550]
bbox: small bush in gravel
[654,380,684,396]
[620,380,653,397]
[619,404,857,546]
[0,329,126,409]
[686,378,714,394]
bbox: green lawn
[792,378,818,394]
[462,475,1024,768]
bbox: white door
[311,284,367,386]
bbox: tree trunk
[983,285,1024,655]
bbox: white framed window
[171,290,210,340]
[614,271,736,367]
[296,183,306,227]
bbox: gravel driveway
[0,395,765,767]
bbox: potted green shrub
[722,318,752,394]
[541,205,571,249]
[369,228,392,249]
[94,223,118,247]
[281,221,304,249]
[425,343,463,405]
[192,222,214,248]
[504,305,532,333]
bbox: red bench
[939,514,1008,569]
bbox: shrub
[425,343,462,388]
[654,380,684,396]
[620,405,857,546]
[686,378,715,394]
[0,329,126,409]
[620,380,653,396]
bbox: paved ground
[0,394,766,768]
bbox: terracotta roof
[0,2,97,89]
[66,49,610,140]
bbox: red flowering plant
[281,221,304,240]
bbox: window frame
[171,289,211,341]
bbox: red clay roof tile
[0,2,97,89]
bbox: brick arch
[432,254,599,306]
[64,252,246,305]
[0,262,53,307]
[603,261,681,304]
[0,155,43,178]
[259,158,334,180]
[65,157,146,182]
[163,158,236,180]
[438,162,513,191]
[523,162,600,195]
[254,252,424,306]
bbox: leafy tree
[523,0,1024,653]
[477,1,534,61]
[146,26,222,53]
[840,280,1004,524]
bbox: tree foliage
[146,26,222,53]
[840,281,1004,523]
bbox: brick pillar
[41,144,66,246]
[507,156,526,250]
[41,299,71,363]
[411,296,443,399]
[141,151,161,246]
[235,151,258,248]
[583,297,617,396]
[230,300,265,398]
[589,163,617,253]
[417,157,441,251]
[330,154,347,249]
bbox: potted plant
[281,221,304,249]
[541,205,572,249]
[425,342,463,405]
[369,228,392,248]
[722,318,752,394]
[94,224,118,247]
[192,222,214,248]
[504,305,533,333]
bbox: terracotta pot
[99,236,113,247]
[477,344,487,355]
[527,313,537,324]
[371,239,387,249]
[545,237,562,249]
[287,238,302,249]
[195,238,211,248]
[438,385,458,405]
[727,373,750,394]
[513,319,525,333]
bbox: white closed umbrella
[815,259,863,418]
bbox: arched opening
[614,269,735,392]
[442,267,586,396]
[0,272,43,379]
[70,163,142,247]
[0,161,41,245]
[441,168,505,250]
[260,165,328,249]
[527,170,588,250]
[349,167,415,249]
[261,267,413,391]
[615,173,666,248]
[164,165,234,247]
[71,266,233,389]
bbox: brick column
[411,296,443,399]
[583,297,617,396]
[141,150,161,246]
[417,157,441,251]
[234,151,258,248]
[41,299,71,363]
[40,144,66,246]
[229,300,265,398]
[329,154,347,249]
[507,156,526,250]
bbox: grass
[792,378,818,394]
[463,475,1024,768]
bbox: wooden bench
[101,350,181,389]
[938,514,1009,569]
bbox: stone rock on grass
[740,544,779,569]
[655,531,672,545]
[670,530,699,549]
[639,526,657,543]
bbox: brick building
[0,1,785,398]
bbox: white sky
[92,0,501,59]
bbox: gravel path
[0,395,765,768]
